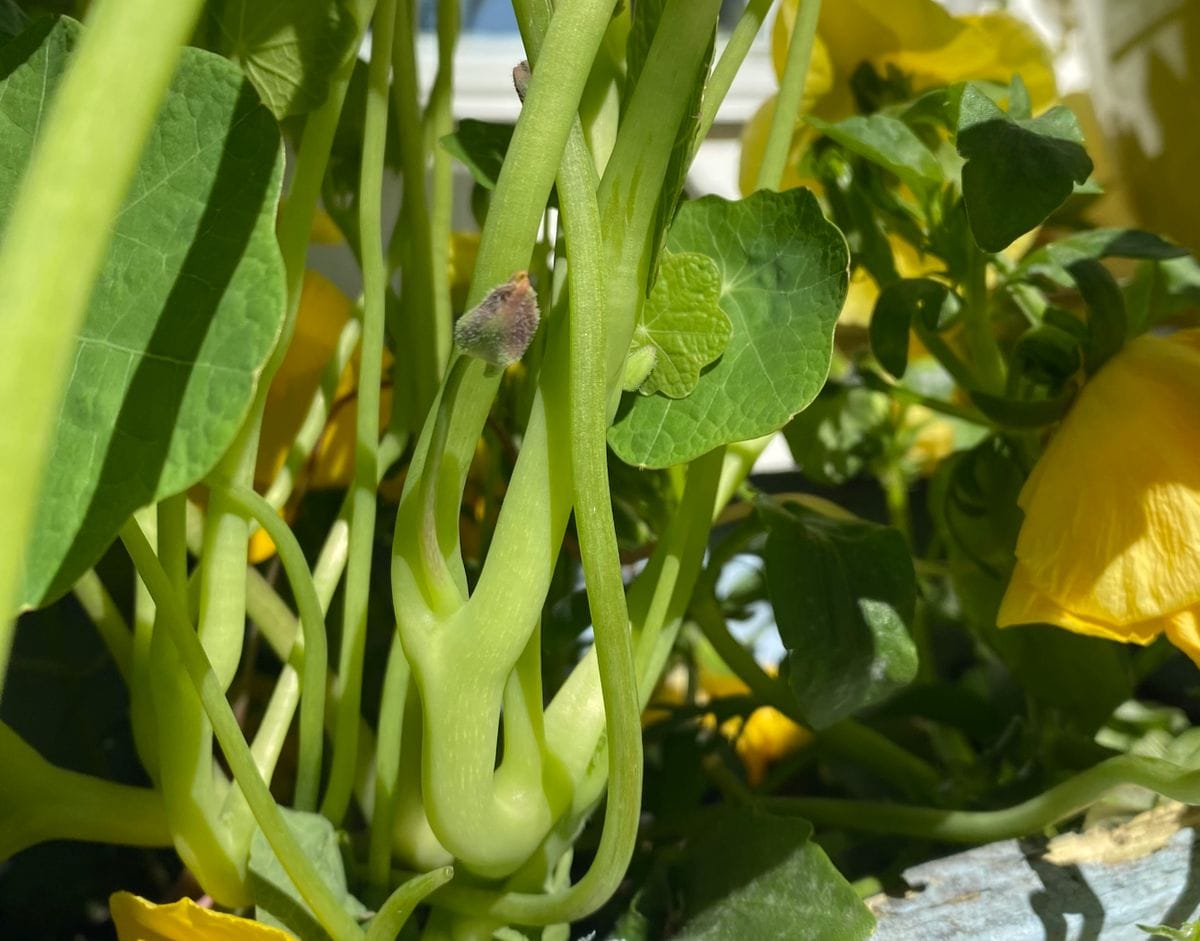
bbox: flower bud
[512,60,531,102]
[454,271,540,368]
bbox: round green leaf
[6,18,285,608]
[608,188,848,468]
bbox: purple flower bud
[454,271,540,368]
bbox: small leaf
[249,807,367,941]
[808,113,944,199]
[214,0,358,120]
[629,252,730,398]
[609,189,848,468]
[956,83,1093,251]
[870,278,960,378]
[1007,73,1032,120]
[6,17,286,609]
[763,503,918,730]
[441,120,515,191]
[667,808,874,941]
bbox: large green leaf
[0,0,26,44]
[956,84,1093,252]
[668,808,874,941]
[213,0,358,120]
[5,17,285,609]
[609,189,848,467]
[763,502,918,730]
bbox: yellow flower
[741,0,1056,194]
[646,664,814,786]
[998,330,1200,666]
[110,892,294,941]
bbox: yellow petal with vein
[110,892,295,941]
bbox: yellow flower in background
[998,330,1200,666]
[741,0,1057,194]
[110,892,294,941]
[647,664,813,786]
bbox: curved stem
[213,483,328,812]
[763,754,1200,843]
[72,569,132,682]
[698,0,774,141]
[756,0,821,191]
[366,867,455,941]
[120,519,365,941]
[324,0,398,826]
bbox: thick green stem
[324,0,398,826]
[0,0,206,691]
[763,754,1200,843]
[120,520,365,941]
[0,722,171,859]
[756,0,821,191]
[368,634,412,894]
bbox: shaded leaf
[956,84,1093,251]
[609,189,847,468]
[668,808,874,941]
[870,278,960,378]
[214,0,358,119]
[0,0,26,44]
[1067,259,1126,373]
[763,502,918,729]
[783,384,889,486]
[250,807,367,941]
[5,17,285,608]
[441,119,515,191]
[1016,228,1188,285]
[630,251,730,398]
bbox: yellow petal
[1163,605,1200,669]
[770,5,835,100]
[959,13,1057,111]
[997,562,1164,646]
[255,271,355,490]
[309,207,344,246]
[1013,331,1200,626]
[110,892,295,941]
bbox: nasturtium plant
[2,1,1200,939]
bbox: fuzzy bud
[454,271,540,368]
[513,60,531,102]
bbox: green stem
[0,722,171,859]
[912,320,980,391]
[72,570,132,682]
[213,483,328,812]
[264,312,363,512]
[388,0,441,426]
[323,0,399,827]
[691,594,940,800]
[368,633,412,895]
[756,0,821,191]
[962,246,1006,393]
[119,520,365,941]
[0,0,206,695]
[763,754,1200,843]
[697,0,774,142]
[366,867,456,941]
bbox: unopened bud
[513,60,531,102]
[454,271,540,368]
